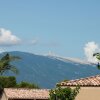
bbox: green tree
[93,53,100,69]
[0,76,17,94]
[0,53,20,75]
[16,81,39,89]
[49,85,80,100]
[0,76,16,88]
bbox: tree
[0,76,39,90]
[49,85,80,100]
[16,81,39,89]
[93,53,100,69]
[0,76,17,95]
[0,76,16,88]
[0,53,20,75]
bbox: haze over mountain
[1,51,100,88]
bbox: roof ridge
[60,74,100,86]
[68,74,100,82]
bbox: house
[59,75,100,100]
[0,88,49,100]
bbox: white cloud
[31,39,38,45]
[84,41,100,63]
[31,38,39,45]
[0,28,21,46]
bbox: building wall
[75,87,100,100]
[0,92,8,100]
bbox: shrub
[0,76,39,90]
[49,85,80,100]
[0,76,16,89]
[16,81,39,89]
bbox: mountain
[48,55,91,65]
[1,51,100,88]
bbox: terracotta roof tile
[4,88,49,99]
[59,75,100,87]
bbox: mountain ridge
[0,51,99,88]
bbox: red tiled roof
[59,75,100,87]
[4,88,49,99]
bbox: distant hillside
[1,51,100,88]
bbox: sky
[0,0,100,61]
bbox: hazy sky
[0,0,100,59]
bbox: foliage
[0,53,39,90]
[49,85,80,100]
[93,53,100,60]
[16,81,39,89]
[93,53,100,69]
[0,53,20,75]
[0,53,39,95]
[0,76,39,90]
[0,76,16,89]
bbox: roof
[59,75,100,87]
[3,88,49,99]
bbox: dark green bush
[0,76,16,89]
[49,85,80,100]
[16,81,39,89]
[0,76,39,90]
